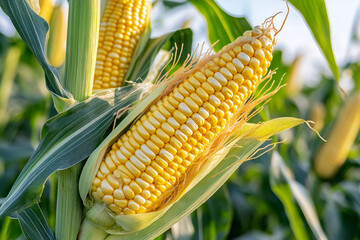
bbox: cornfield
[0,0,359,240]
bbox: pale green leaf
[125,28,193,85]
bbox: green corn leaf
[0,84,151,219]
[338,182,360,216]
[270,152,327,240]
[15,204,54,240]
[162,0,187,9]
[0,140,34,163]
[323,193,343,240]
[288,0,339,81]
[205,186,233,240]
[0,0,74,108]
[194,186,233,240]
[25,0,39,13]
[0,217,22,240]
[125,28,193,85]
[188,0,251,52]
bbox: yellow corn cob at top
[91,25,276,215]
[93,0,151,90]
[314,93,360,178]
[47,3,68,67]
[39,0,55,23]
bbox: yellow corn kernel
[91,25,276,214]
[93,0,151,90]
[314,93,360,178]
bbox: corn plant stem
[63,0,99,101]
[0,46,22,134]
[48,174,57,230]
[55,0,100,239]
[56,164,83,240]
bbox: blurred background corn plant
[0,0,359,239]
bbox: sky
[1,0,359,88]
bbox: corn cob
[39,0,55,23]
[314,93,360,178]
[309,102,326,132]
[93,0,151,90]
[47,3,68,67]
[285,54,303,97]
[91,25,276,215]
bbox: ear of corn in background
[93,0,151,90]
[46,2,68,67]
[285,54,303,97]
[39,0,55,23]
[314,92,360,179]
[89,24,277,216]
[310,102,326,132]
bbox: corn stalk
[55,0,100,239]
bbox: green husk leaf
[0,84,151,219]
[80,117,305,239]
[0,217,22,240]
[188,0,251,52]
[288,0,339,81]
[124,28,193,85]
[0,0,74,108]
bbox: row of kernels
[94,0,149,89]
